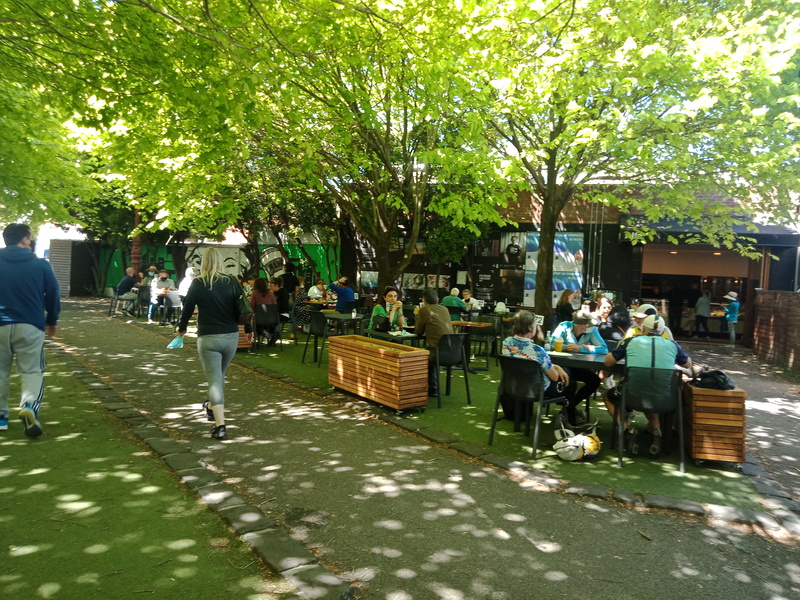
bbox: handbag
[553,422,602,461]
[235,279,253,325]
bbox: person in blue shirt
[551,312,607,426]
[502,310,578,425]
[723,291,740,348]
[328,276,355,313]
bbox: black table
[325,312,365,335]
[364,329,422,347]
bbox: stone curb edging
[50,342,356,600]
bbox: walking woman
[177,248,244,440]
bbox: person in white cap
[603,314,692,456]
[722,291,740,347]
[624,303,674,340]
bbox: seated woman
[250,277,277,344]
[307,278,327,300]
[294,276,311,332]
[501,310,578,425]
[368,286,406,332]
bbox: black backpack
[692,369,735,390]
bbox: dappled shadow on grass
[1,358,294,599]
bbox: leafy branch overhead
[1,0,798,312]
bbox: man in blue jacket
[0,224,60,437]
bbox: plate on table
[547,351,572,356]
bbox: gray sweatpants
[196,332,239,407]
[0,323,46,418]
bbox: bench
[328,335,429,411]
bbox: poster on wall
[522,232,584,306]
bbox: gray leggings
[197,332,239,407]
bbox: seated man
[501,310,578,424]
[551,311,607,427]
[441,287,467,321]
[603,314,692,455]
[624,303,674,340]
[414,289,454,397]
[148,269,176,325]
[328,276,355,313]
[115,267,139,315]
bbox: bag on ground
[553,422,602,461]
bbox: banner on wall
[522,232,584,306]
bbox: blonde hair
[198,248,226,288]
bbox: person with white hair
[440,287,467,321]
[603,314,692,456]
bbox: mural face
[186,246,250,277]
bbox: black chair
[445,306,463,320]
[107,292,120,317]
[301,311,341,367]
[470,315,501,369]
[614,366,685,472]
[433,333,471,408]
[488,356,569,459]
[254,304,282,351]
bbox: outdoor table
[546,351,612,371]
[451,320,494,372]
[304,300,337,310]
[364,329,421,347]
[325,312,365,335]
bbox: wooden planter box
[328,335,429,411]
[237,324,253,351]
[683,382,746,463]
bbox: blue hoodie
[0,246,60,330]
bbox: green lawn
[0,355,295,599]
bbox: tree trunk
[534,189,571,326]
[131,209,142,275]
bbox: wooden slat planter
[328,335,430,411]
[683,382,746,463]
[237,324,253,351]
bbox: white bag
[553,423,602,461]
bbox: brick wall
[500,190,622,225]
[753,291,800,370]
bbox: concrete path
[46,300,800,598]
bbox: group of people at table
[364,284,709,457]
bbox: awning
[620,216,800,247]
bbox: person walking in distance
[0,224,60,437]
[177,248,244,441]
